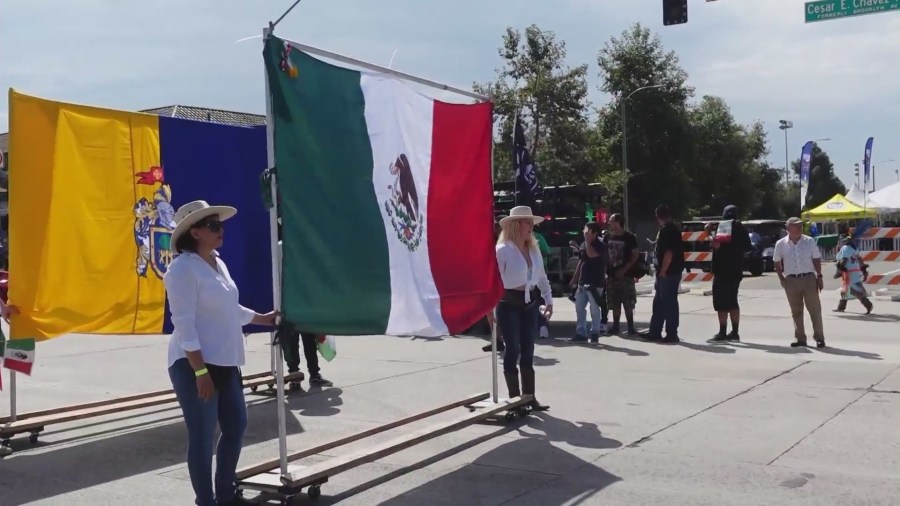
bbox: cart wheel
[504,411,516,422]
[28,433,39,445]
[267,382,275,390]
[308,485,322,500]
[1,438,11,448]
[250,385,258,392]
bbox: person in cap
[773,217,826,348]
[710,205,752,342]
[834,227,874,314]
[496,206,553,412]
[164,200,278,506]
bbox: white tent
[845,183,868,207]
[868,181,900,211]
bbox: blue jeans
[649,273,681,337]
[169,359,247,506]
[574,286,603,336]
[497,301,539,374]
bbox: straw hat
[500,205,544,225]
[170,200,237,252]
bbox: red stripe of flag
[427,101,502,334]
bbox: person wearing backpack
[605,213,640,335]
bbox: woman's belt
[501,288,542,308]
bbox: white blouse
[164,251,256,368]
[496,241,553,305]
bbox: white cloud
[2,0,899,188]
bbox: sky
[2,0,899,191]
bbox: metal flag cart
[234,14,530,504]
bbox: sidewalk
[1,288,898,505]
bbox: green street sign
[805,0,900,23]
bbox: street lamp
[778,120,793,185]
[622,84,666,228]
[872,159,894,192]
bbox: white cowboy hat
[500,205,544,225]
[170,200,237,252]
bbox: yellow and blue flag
[8,90,270,341]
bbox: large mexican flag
[264,36,502,337]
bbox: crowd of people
[489,202,879,363]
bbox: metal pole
[783,129,789,186]
[872,164,876,193]
[9,370,16,422]
[276,37,488,102]
[262,25,290,480]
[621,100,629,228]
[490,114,499,404]
[271,0,304,29]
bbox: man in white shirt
[773,217,826,348]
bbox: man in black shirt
[710,205,752,342]
[570,222,607,343]
[644,205,683,343]
[606,213,640,334]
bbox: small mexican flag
[265,35,502,337]
[3,337,35,375]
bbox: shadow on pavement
[815,346,882,360]
[676,340,736,354]
[532,355,561,367]
[0,399,304,505]
[290,412,623,505]
[723,341,813,355]
[354,438,621,506]
[287,387,344,417]
[834,313,900,323]
[519,412,624,450]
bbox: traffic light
[663,0,688,26]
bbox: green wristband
[195,367,209,378]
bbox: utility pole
[778,120,793,185]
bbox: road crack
[615,360,812,451]
[767,364,900,466]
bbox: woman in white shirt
[164,200,276,506]
[496,206,553,412]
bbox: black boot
[504,371,521,399]
[862,298,874,315]
[520,369,549,411]
[834,299,847,312]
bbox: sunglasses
[193,218,224,233]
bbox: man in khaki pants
[773,217,826,348]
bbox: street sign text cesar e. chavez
[805,0,900,23]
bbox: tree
[595,24,695,218]
[473,25,610,186]
[683,96,774,217]
[792,144,847,211]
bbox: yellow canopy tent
[802,193,878,221]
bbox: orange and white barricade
[865,274,900,286]
[681,231,714,294]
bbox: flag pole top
[271,0,304,31]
